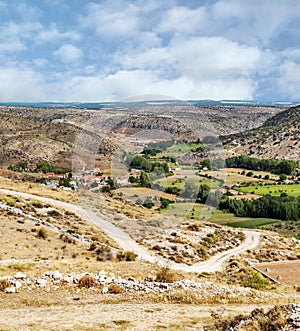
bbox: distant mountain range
[0,100,297,109]
[0,103,299,167]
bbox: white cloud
[58,67,255,102]
[33,58,49,67]
[157,6,207,34]
[35,24,80,44]
[80,1,140,37]
[113,36,260,96]
[0,65,48,102]
[211,0,300,45]
[54,44,83,64]
[170,36,261,80]
[277,60,300,99]
[0,21,41,53]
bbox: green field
[209,211,280,228]
[222,218,278,228]
[166,202,217,220]
[237,184,300,197]
[154,178,221,190]
[166,143,204,154]
[166,203,280,230]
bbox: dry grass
[0,175,78,203]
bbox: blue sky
[0,0,300,102]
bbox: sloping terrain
[0,112,81,167]
[0,112,118,168]
[0,104,285,137]
[223,105,300,161]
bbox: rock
[62,275,73,283]
[15,280,22,290]
[5,287,16,293]
[14,272,26,279]
[52,271,63,281]
[36,278,47,287]
[102,286,108,294]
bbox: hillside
[0,104,285,136]
[0,112,117,168]
[264,105,300,126]
[223,105,300,161]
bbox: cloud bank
[0,0,299,102]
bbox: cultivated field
[237,183,300,197]
[253,260,300,286]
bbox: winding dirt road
[0,188,260,273]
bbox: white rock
[14,272,26,279]
[102,286,108,294]
[15,280,22,290]
[52,271,63,281]
[5,287,16,293]
[36,278,47,287]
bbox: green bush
[242,269,270,289]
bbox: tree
[279,174,287,181]
[159,197,170,209]
[140,172,151,188]
[143,197,154,209]
[181,182,198,199]
[129,176,138,183]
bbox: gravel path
[0,189,260,273]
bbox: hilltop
[223,105,300,161]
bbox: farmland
[237,184,300,197]
[253,260,300,286]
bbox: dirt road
[0,189,260,273]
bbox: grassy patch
[224,218,278,228]
[237,184,300,197]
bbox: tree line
[225,155,298,175]
[219,194,300,221]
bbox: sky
[0,0,300,102]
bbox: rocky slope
[222,105,300,161]
[0,112,117,168]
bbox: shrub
[47,209,61,217]
[78,275,97,288]
[88,242,97,251]
[37,227,48,239]
[0,279,10,291]
[108,283,124,294]
[116,251,138,262]
[242,269,270,290]
[31,200,44,208]
[155,266,177,283]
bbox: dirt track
[0,188,260,273]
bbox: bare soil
[253,260,300,286]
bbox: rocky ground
[0,267,299,330]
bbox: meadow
[237,184,300,197]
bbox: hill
[264,105,300,126]
[0,112,117,168]
[223,105,300,161]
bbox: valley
[0,102,299,331]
